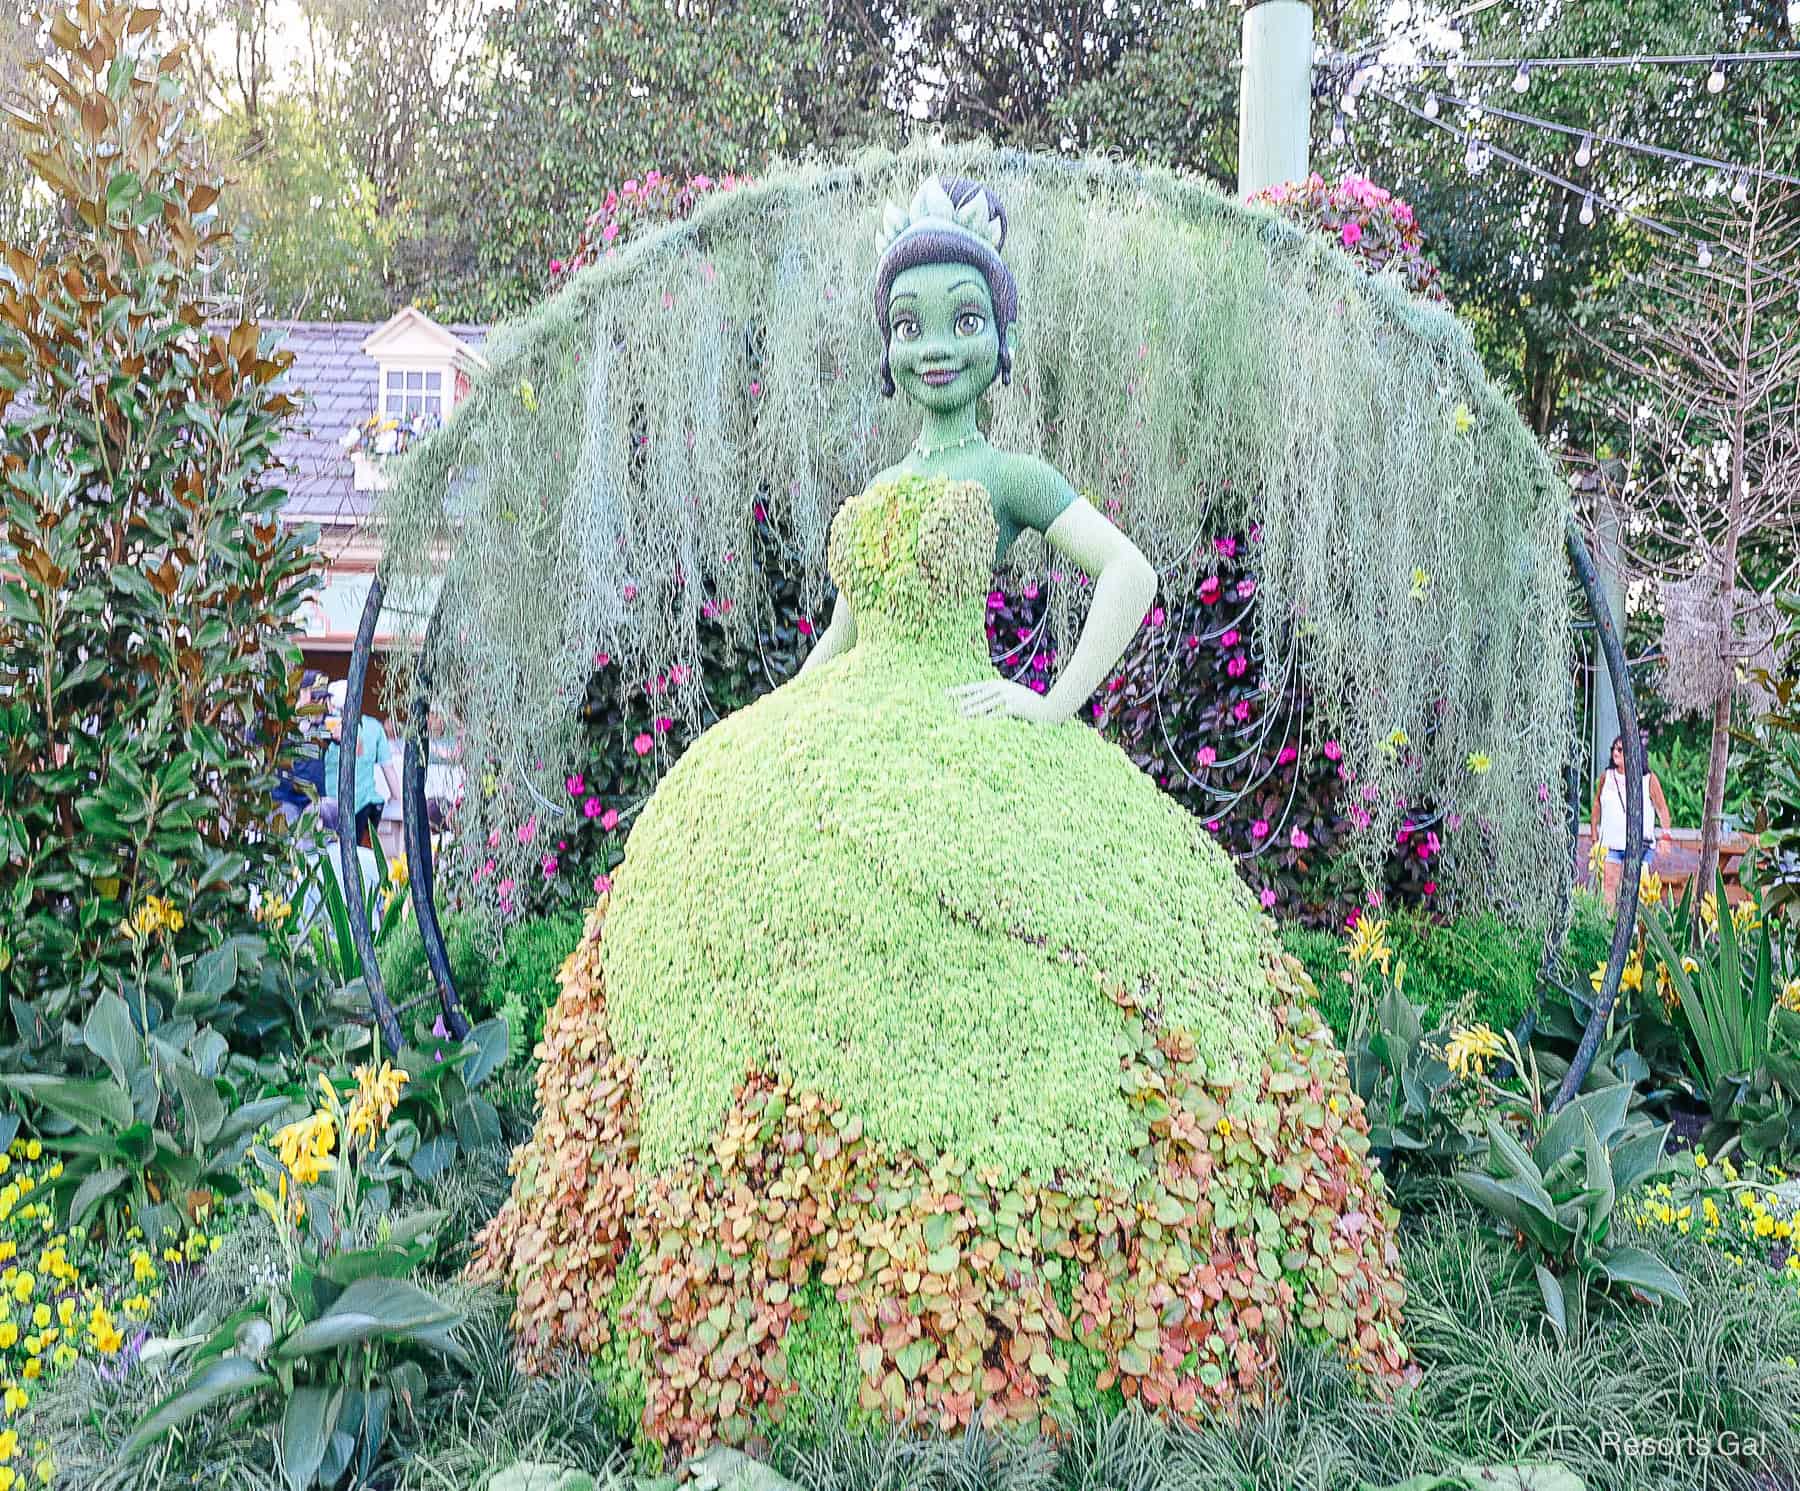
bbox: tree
[1597,170,1800,897]
[408,0,894,318]
[0,1,316,1018]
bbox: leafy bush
[1251,171,1445,303]
[0,2,315,1024]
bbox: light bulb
[1512,61,1531,93]
[1732,173,1750,205]
[1697,242,1713,268]
[1424,91,1440,119]
[1707,59,1726,94]
[1579,195,1596,226]
[1331,111,1347,146]
[1575,134,1593,168]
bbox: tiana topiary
[470,475,1412,1450]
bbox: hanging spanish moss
[376,144,1573,924]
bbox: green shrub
[0,3,316,1031]
[378,912,493,1014]
[1282,909,1553,1042]
[486,910,586,1049]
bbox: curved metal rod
[1553,518,1643,1111]
[401,621,471,1041]
[339,575,406,1055]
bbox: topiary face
[884,262,1002,414]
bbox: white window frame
[380,363,449,424]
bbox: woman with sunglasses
[1590,733,1674,910]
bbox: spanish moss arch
[335,145,1644,1101]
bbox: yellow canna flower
[1731,900,1762,937]
[1344,917,1392,977]
[1444,1024,1508,1080]
[9,1277,29,1305]
[1700,891,1720,934]
[1781,978,1800,1014]
[1639,869,1663,905]
[347,1060,409,1146]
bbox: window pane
[387,370,403,388]
[406,370,424,389]
[384,391,403,415]
[425,371,442,390]
[424,395,442,417]
[406,395,422,416]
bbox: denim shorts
[1605,847,1658,870]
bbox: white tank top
[1598,769,1655,851]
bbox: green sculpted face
[885,261,1002,414]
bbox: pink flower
[487,829,501,849]
[669,665,688,686]
[797,616,815,636]
[594,874,613,895]
[1277,744,1298,766]
[1198,576,1221,605]
[1290,826,1311,850]
[1446,812,1463,831]
[1350,807,1371,830]
[633,733,653,756]
[1214,536,1238,559]
[594,651,611,668]
[692,174,713,190]
[517,816,537,846]
[1252,819,1270,840]
[1340,221,1364,248]
[1227,655,1248,678]
[1220,628,1240,649]
[988,590,1005,610]
[1260,887,1279,909]
[541,854,559,879]
[622,178,639,195]
[1537,783,1551,802]
[1366,889,1383,908]
[1236,578,1257,600]
[1187,633,1201,651]
[1148,607,1166,627]
[583,795,604,819]
[1032,652,1048,673]
[1195,746,1216,767]
[1207,820,1222,833]
[549,258,564,274]
[1232,700,1251,723]
[749,380,762,397]
[473,858,494,884]
[601,221,620,244]
[1422,880,1437,895]
[1323,739,1342,761]
[602,808,619,831]
[566,774,586,796]
[1023,582,1039,600]
[654,715,672,734]
[623,584,638,601]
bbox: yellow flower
[1444,1024,1507,1080]
[1655,961,1679,1014]
[1452,402,1475,434]
[130,1250,154,1283]
[1639,869,1663,905]
[8,1278,29,1305]
[32,1457,49,1486]
[1587,837,1608,883]
[1465,752,1492,774]
[1,1386,24,1415]
[21,1145,36,1165]
[347,1061,409,1146]
[0,1326,16,1351]
[1782,978,1800,1014]
[1382,728,1410,756]
[52,1299,70,1329]
[387,855,409,891]
[20,1362,37,1382]
[1345,917,1392,977]
[127,895,185,940]
[1731,900,1761,937]
[1701,891,1720,934]
[273,1111,337,1187]
[48,1346,73,1372]
[1409,567,1432,603]
[86,1308,121,1355]
[1215,1116,1233,1139]
[254,896,293,928]
[0,1464,16,1491]
[517,378,538,412]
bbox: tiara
[873,175,1004,258]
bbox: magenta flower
[602,808,619,831]
[1148,606,1166,627]
[654,715,672,734]
[1227,655,1248,678]
[583,796,603,819]
[1236,579,1257,600]
[1195,745,1217,767]
[566,774,586,796]
[1199,576,1221,605]
[1422,880,1437,895]
[594,873,613,895]
[1214,536,1238,558]
[1323,739,1343,761]
[549,258,564,274]
[541,854,559,879]
[487,828,501,849]
[1260,887,1279,909]
[623,584,638,601]
[1032,652,1048,672]
[669,665,688,686]
[601,221,620,244]
[1232,700,1251,723]
[517,817,537,846]
[1251,819,1270,840]
[1277,744,1298,766]
[1290,826,1311,850]
[796,616,815,637]
[1187,633,1201,650]
[633,733,653,756]
[1220,628,1240,649]
[1207,819,1222,833]
[594,650,611,668]
[1340,220,1364,248]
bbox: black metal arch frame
[337,521,1645,1111]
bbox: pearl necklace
[912,431,986,460]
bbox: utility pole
[1238,0,1315,197]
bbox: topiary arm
[797,589,857,675]
[951,491,1156,726]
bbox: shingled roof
[268,317,488,528]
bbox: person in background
[322,679,400,849]
[272,669,328,824]
[1591,731,1674,910]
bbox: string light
[1423,90,1441,117]
[1706,57,1727,93]
[1697,242,1713,268]
[1579,194,1596,226]
[1331,110,1347,146]
[1384,81,1800,190]
[1397,49,1800,72]
[1512,60,1532,93]
[1733,172,1750,205]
